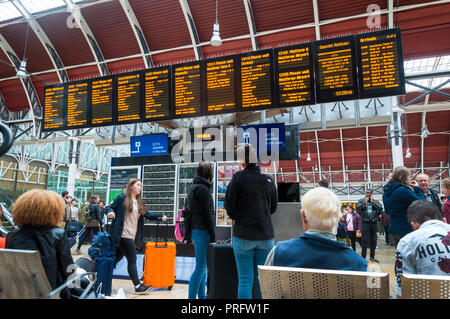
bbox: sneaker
[370,258,380,263]
[134,284,152,295]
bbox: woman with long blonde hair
[106,178,167,294]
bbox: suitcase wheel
[168,286,173,291]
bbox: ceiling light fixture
[405,147,412,159]
[16,60,28,79]
[210,0,222,47]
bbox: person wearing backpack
[187,162,216,299]
[75,195,103,254]
[105,178,167,295]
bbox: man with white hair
[265,187,367,271]
[415,173,442,212]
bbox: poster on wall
[107,166,141,204]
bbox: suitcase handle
[155,221,169,247]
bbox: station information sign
[173,62,202,117]
[314,35,358,103]
[205,57,238,114]
[41,29,406,132]
[356,28,405,98]
[116,72,141,124]
[144,67,171,120]
[43,84,66,131]
[275,43,315,107]
[91,77,114,126]
[66,81,88,128]
[240,50,274,110]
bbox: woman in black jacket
[6,189,74,293]
[105,178,167,295]
[224,144,278,299]
[75,194,104,254]
[187,162,216,299]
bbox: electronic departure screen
[43,84,66,131]
[240,49,274,111]
[41,29,407,132]
[144,67,171,120]
[173,61,202,118]
[116,72,142,124]
[91,77,114,126]
[205,56,238,114]
[356,28,405,99]
[275,43,315,107]
[314,35,358,103]
[66,81,88,129]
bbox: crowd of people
[0,144,449,299]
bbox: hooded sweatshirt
[382,181,425,237]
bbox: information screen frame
[143,65,173,121]
[89,74,115,128]
[355,28,406,99]
[238,48,276,113]
[313,35,359,103]
[114,70,144,126]
[65,79,90,130]
[203,55,240,116]
[172,60,204,119]
[274,42,316,108]
[42,83,67,132]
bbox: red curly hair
[12,189,66,227]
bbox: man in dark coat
[356,189,383,262]
[415,173,442,212]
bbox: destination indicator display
[144,68,171,120]
[314,36,358,103]
[91,77,114,126]
[275,43,315,107]
[117,73,141,124]
[43,85,65,131]
[174,62,202,117]
[205,57,237,114]
[66,81,88,128]
[356,28,405,98]
[240,50,274,110]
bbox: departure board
[66,81,88,128]
[91,77,114,126]
[116,72,142,124]
[43,84,65,131]
[275,43,315,107]
[356,28,405,98]
[314,36,358,103]
[205,56,238,114]
[173,62,202,117]
[240,50,274,110]
[144,67,171,120]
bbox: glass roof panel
[0,1,22,22]
[19,0,66,14]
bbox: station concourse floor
[71,234,398,299]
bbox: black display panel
[239,49,275,111]
[314,35,358,103]
[204,56,239,115]
[66,80,89,129]
[274,43,315,107]
[355,28,406,99]
[43,84,66,132]
[116,71,142,125]
[144,67,171,120]
[90,76,114,127]
[173,61,203,118]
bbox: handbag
[356,230,362,238]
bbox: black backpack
[85,205,98,221]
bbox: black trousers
[347,230,362,251]
[361,222,378,259]
[114,237,140,286]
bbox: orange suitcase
[0,237,5,249]
[143,223,176,290]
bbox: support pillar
[389,97,405,169]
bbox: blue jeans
[189,229,210,299]
[232,236,274,299]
